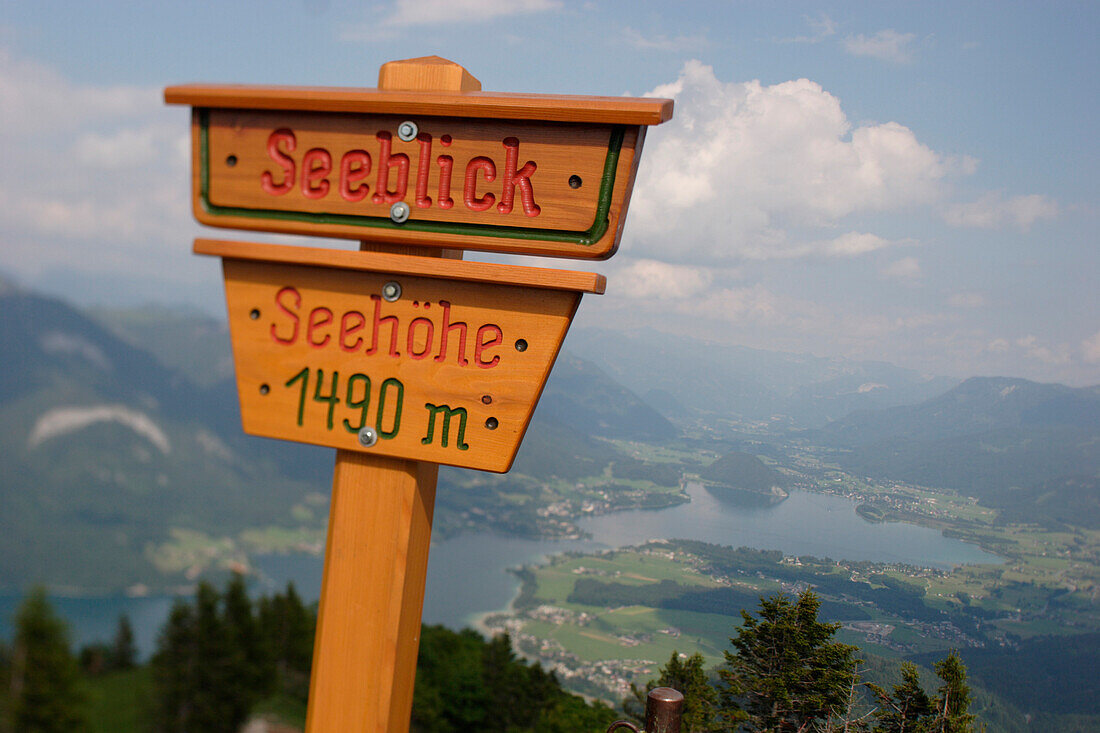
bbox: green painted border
[198,109,624,247]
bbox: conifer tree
[0,638,11,732]
[9,588,88,732]
[151,581,255,733]
[719,590,857,732]
[628,651,718,732]
[111,614,136,671]
[869,662,933,733]
[257,582,314,698]
[929,652,974,733]
[224,573,271,700]
[151,599,197,733]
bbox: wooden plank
[306,452,438,733]
[304,57,470,733]
[217,256,581,472]
[164,85,673,125]
[194,238,606,293]
[378,55,482,92]
[185,106,645,258]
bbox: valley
[1,288,1097,729]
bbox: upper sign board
[166,85,672,259]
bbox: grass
[85,666,153,733]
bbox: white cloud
[844,29,917,63]
[881,256,921,280]
[825,232,895,257]
[621,26,706,51]
[944,192,1059,230]
[948,292,987,309]
[1015,335,1071,365]
[0,48,153,135]
[379,0,560,27]
[0,48,193,278]
[1082,330,1100,364]
[629,61,954,262]
[777,14,837,44]
[613,259,713,299]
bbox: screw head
[390,201,410,223]
[397,121,418,142]
[381,281,402,302]
[358,426,378,447]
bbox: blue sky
[0,1,1096,384]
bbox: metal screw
[485,417,499,430]
[358,426,378,447]
[382,281,402,302]
[249,308,260,320]
[390,201,410,223]
[514,339,528,352]
[397,121,418,142]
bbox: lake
[0,483,999,657]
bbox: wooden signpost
[167,57,670,732]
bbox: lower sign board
[196,238,604,473]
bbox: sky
[0,0,1096,385]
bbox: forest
[0,580,988,733]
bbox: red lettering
[436,155,454,209]
[271,286,300,344]
[301,149,332,199]
[307,307,332,347]
[497,137,540,216]
[366,294,400,357]
[474,324,503,368]
[433,301,468,366]
[414,133,433,208]
[261,129,296,195]
[464,157,496,212]
[408,317,435,359]
[340,310,365,351]
[371,131,409,205]
[339,150,371,202]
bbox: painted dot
[485,417,499,430]
[568,174,582,189]
[441,135,452,146]
[259,384,270,395]
[424,302,431,309]
[249,308,260,320]
[514,339,528,352]
[413,301,419,307]
[481,395,492,405]
[226,155,238,167]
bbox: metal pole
[606,687,683,733]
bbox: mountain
[819,376,1100,446]
[0,291,680,591]
[818,377,1100,529]
[698,451,788,499]
[564,327,957,430]
[0,290,331,591]
[532,353,676,442]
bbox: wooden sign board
[196,238,604,473]
[166,85,672,259]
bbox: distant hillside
[88,305,233,388]
[818,377,1100,529]
[533,353,677,442]
[0,290,331,591]
[699,451,787,497]
[565,327,957,430]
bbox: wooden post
[304,57,480,733]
